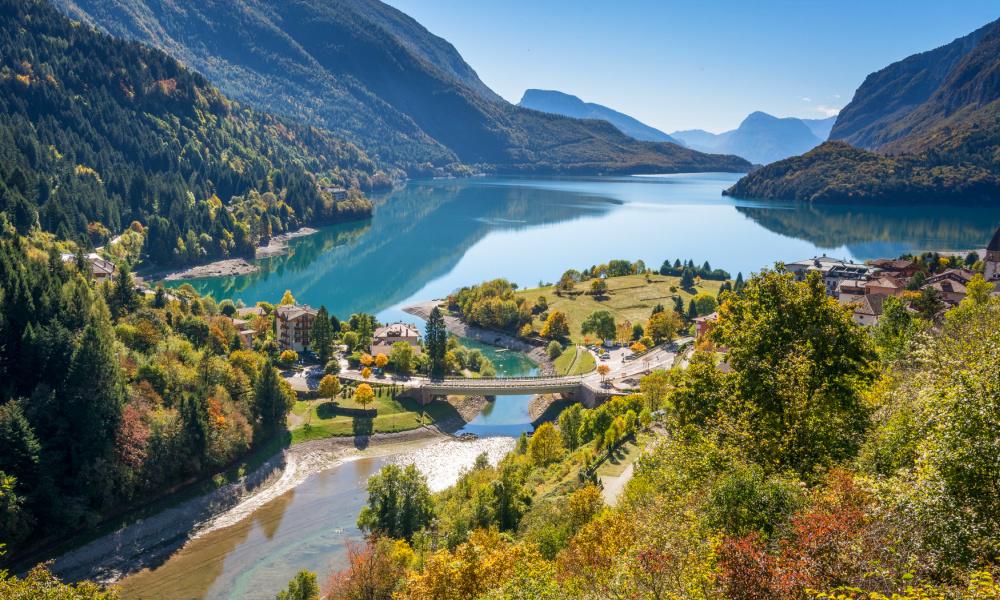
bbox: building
[864,276,907,298]
[851,294,887,327]
[237,305,266,319]
[323,186,348,201]
[230,318,256,349]
[371,322,421,356]
[61,252,116,284]
[922,269,977,305]
[986,226,1000,282]
[870,258,920,279]
[275,305,319,352]
[693,312,718,341]
[785,256,879,296]
[836,279,868,305]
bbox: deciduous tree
[540,310,570,339]
[357,463,433,540]
[528,422,564,466]
[581,310,615,342]
[354,383,375,409]
[319,374,340,401]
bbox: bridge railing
[431,374,586,384]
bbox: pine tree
[735,272,745,292]
[425,307,447,379]
[311,306,335,364]
[0,400,40,490]
[63,298,124,489]
[153,285,167,308]
[680,269,695,289]
[109,266,138,319]
[673,296,685,315]
[687,299,699,319]
[255,360,291,438]
[181,394,208,471]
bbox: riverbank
[403,300,554,374]
[48,426,447,585]
[148,227,319,281]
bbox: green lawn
[289,391,460,443]
[553,345,596,375]
[517,274,725,343]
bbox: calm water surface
[140,175,1000,599]
[176,174,1000,324]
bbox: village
[61,226,1000,363]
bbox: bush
[324,359,341,375]
[278,349,298,367]
[546,340,564,359]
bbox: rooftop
[856,294,887,317]
[870,258,917,270]
[276,304,318,320]
[375,322,420,338]
[989,226,1000,252]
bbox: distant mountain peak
[518,88,681,145]
[671,111,823,165]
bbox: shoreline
[145,227,319,282]
[403,300,555,373]
[48,426,447,585]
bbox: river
[117,174,1000,599]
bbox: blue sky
[386,1,999,133]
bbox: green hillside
[0,0,384,264]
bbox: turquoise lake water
[172,174,1000,327]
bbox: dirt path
[600,463,635,506]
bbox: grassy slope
[553,346,597,376]
[516,274,723,344]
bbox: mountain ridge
[54,0,750,176]
[671,111,828,165]
[726,17,1000,204]
[517,89,680,144]
[829,18,1000,150]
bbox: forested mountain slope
[830,19,999,149]
[53,0,751,175]
[0,0,382,264]
[727,17,1000,203]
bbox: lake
[135,174,1000,598]
[174,174,1000,326]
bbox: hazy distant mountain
[801,116,837,141]
[671,112,825,165]
[54,0,749,176]
[726,18,1000,204]
[518,89,680,144]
